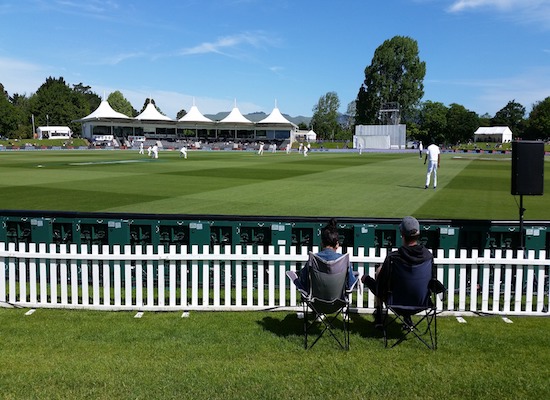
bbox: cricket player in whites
[424,142,440,189]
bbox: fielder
[180,145,187,159]
[424,143,440,189]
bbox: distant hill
[204,111,311,126]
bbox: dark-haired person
[362,216,434,327]
[297,218,358,292]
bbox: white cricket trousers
[426,161,438,188]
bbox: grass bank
[1,308,549,399]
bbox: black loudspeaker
[511,141,544,195]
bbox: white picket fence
[1,242,548,316]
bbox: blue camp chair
[373,257,445,349]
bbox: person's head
[321,218,339,249]
[399,216,420,245]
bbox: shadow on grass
[258,312,396,341]
[256,313,303,337]
[396,184,428,190]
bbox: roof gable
[80,100,130,120]
[220,107,252,124]
[178,105,212,123]
[135,102,172,121]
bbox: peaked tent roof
[219,107,252,124]
[258,107,296,126]
[135,102,172,121]
[178,105,213,123]
[78,99,130,121]
[474,126,512,135]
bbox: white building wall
[354,124,406,149]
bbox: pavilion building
[76,99,298,145]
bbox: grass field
[1,308,549,399]
[0,149,548,220]
[2,150,550,399]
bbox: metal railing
[1,243,548,316]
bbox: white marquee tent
[474,126,513,143]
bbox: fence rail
[1,242,548,316]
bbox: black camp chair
[287,252,356,350]
[368,257,445,349]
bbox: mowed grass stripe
[102,152,473,217]
[0,185,165,211]
[1,150,548,219]
[416,155,550,220]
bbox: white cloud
[178,31,277,57]
[428,66,550,114]
[0,57,49,95]
[95,52,147,66]
[448,0,516,12]
[52,0,120,17]
[447,0,550,27]
[476,67,550,112]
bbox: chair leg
[382,308,438,350]
[303,304,308,349]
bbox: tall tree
[108,91,137,117]
[10,93,32,138]
[525,97,550,140]
[0,83,8,99]
[355,36,426,125]
[419,101,448,144]
[72,83,101,114]
[343,101,356,132]
[29,76,90,137]
[311,91,340,140]
[176,108,187,120]
[446,103,479,145]
[0,91,19,137]
[139,98,166,116]
[491,100,526,137]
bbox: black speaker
[511,141,544,195]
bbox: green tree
[525,97,550,140]
[311,91,340,140]
[355,36,426,125]
[139,98,165,116]
[446,103,479,145]
[0,83,8,99]
[0,91,19,137]
[176,109,187,120]
[10,93,32,138]
[491,100,526,137]
[29,76,90,137]
[343,101,355,132]
[478,112,492,127]
[108,91,137,117]
[419,101,448,144]
[72,83,101,114]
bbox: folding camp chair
[377,257,445,349]
[287,252,356,350]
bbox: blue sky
[1,0,549,119]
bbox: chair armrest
[429,278,445,294]
[286,270,299,283]
[344,271,362,295]
[286,270,308,297]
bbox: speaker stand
[518,194,525,250]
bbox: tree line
[311,36,550,145]
[2,38,550,144]
[0,77,172,139]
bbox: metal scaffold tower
[378,102,400,125]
